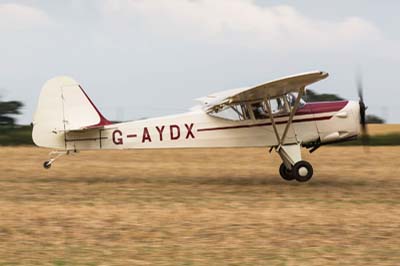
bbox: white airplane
[32,71,367,182]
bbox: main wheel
[279,163,294,181]
[292,161,313,182]
[43,161,52,169]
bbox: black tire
[43,161,52,169]
[279,163,294,181]
[292,161,313,182]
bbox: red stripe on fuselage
[197,115,332,132]
[297,101,348,115]
[275,101,349,117]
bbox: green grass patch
[336,133,400,146]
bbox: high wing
[201,71,328,112]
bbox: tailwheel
[292,161,313,182]
[42,150,72,170]
[279,163,294,181]
[43,161,52,169]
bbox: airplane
[32,71,368,182]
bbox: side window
[286,93,296,107]
[250,99,287,120]
[269,98,284,114]
[210,104,250,121]
[267,97,290,116]
[239,104,251,120]
[210,94,302,121]
[251,102,268,120]
[286,93,306,108]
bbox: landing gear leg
[276,144,314,182]
[43,151,71,170]
[264,88,314,182]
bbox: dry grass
[0,146,400,266]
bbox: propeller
[357,76,369,146]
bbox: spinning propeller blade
[357,75,369,146]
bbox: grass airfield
[0,146,399,266]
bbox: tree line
[0,98,24,127]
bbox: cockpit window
[286,93,306,107]
[286,93,296,106]
[250,98,287,120]
[251,102,268,120]
[250,94,305,120]
[210,103,250,121]
[269,97,287,116]
[210,93,306,121]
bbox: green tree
[303,89,345,102]
[366,114,385,124]
[0,98,23,126]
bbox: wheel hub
[298,166,309,177]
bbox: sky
[0,0,399,123]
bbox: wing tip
[320,71,329,79]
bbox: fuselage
[60,100,360,151]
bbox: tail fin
[32,76,111,149]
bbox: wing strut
[264,89,306,170]
[280,87,304,144]
[264,98,280,143]
[265,87,304,147]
